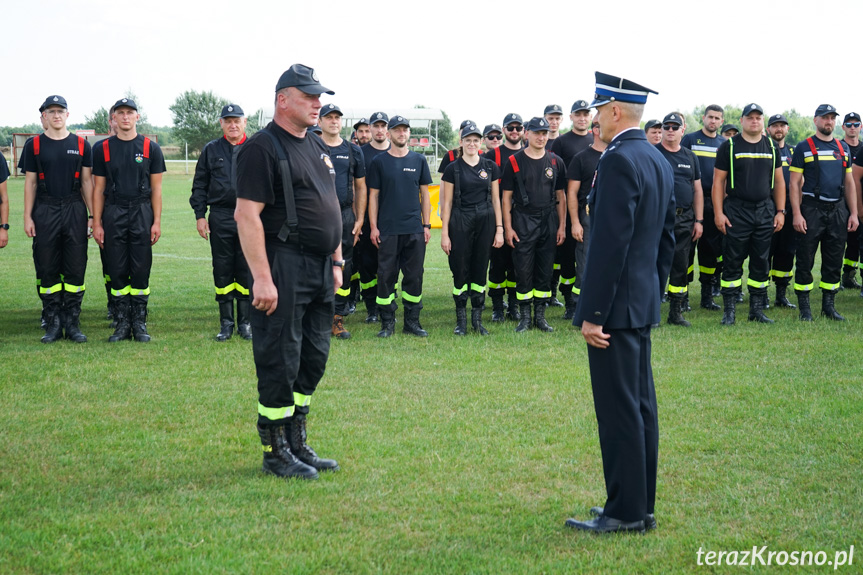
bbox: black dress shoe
[565,514,645,534]
[589,506,656,531]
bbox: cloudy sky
[5,0,859,130]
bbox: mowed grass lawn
[1,167,861,574]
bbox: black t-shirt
[93,135,166,199]
[655,144,701,208]
[481,145,519,173]
[790,137,851,201]
[441,157,501,207]
[681,130,725,199]
[566,146,603,206]
[23,133,93,198]
[0,151,9,184]
[236,123,341,254]
[501,150,567,209]
[551,131,594,166]
[360,142,390,173]
[438,149,459,173]
[775,142,793,188]
[845,140,862,165]
[367,151,433,235]
[323,139,366,206]
[714,135,781,202]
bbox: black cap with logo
[275,63,334,95]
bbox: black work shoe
[237,323,253,340]
[589,506,656,531]
[287,414,339,472]
[216,321,233,342]
[259,425,319,480]
[565,515,645,534]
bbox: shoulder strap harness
[258,128,299,243]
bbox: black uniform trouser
[488,243,516,298]
[356,218,378,304]
[769,209,797,285]
[512,206,558,303]
[209,207,250,303]
[668,207,695,295]
[720,198,774,296]
[103,198,153,305]
[843,228,860,273]
[690,202,723,284]
[587,326,658,522]
[794,199,849,293]
[573,204,591,296]
[448,202,494,307]
[556,210,577,296]
[32,197,88,310]
[253,243,333,427]
[376,233,425,313]
[334,206,356,316]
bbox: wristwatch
[776,208,787,215]
[332,259,345,270]
[422,224,431,229]
[0,223,9,230]
[695,219,704,224]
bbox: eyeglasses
[505,125,523,132]
[486,134,502,140]
[845,122,861,128]
[44,109,67,116]
[662,124,681,131]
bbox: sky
[4,0,861,131]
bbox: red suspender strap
[494,146,500,166]
[33,134,41,155]
[34,135,45,180]
[551,154,557,168]
[805,137,817,158]
[74,136,85,180]
[103,139,111,162]
[834,138,847,167]
[143,137,151,159]
[448,150,454,162]
[508,154,519,172]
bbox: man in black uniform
[357,111,390,323]
[346,117,371,312]
[766,114,798,308]
[235,64,342,480]
[644,119,662,145]
[368,115,433,338]
[483,124,503,153]
[656,112,704,327]
[501,117,567,333]
[0,151,8,249]
[712,103,786,325]
[191,103,252,342]
[789,104,859,321]
[840,112,862,289]
[319,103,366,340]
[353,117,371,146]
[22,95,94,343]
[567,72,674,534]
[543,104,564,149]
[484,113,524,321]
[721,124,739,139]
[92,98,166,343]
[552,100,594,162]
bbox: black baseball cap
[459,119,475,130]
[503,113,523,126]
[353,117,369,129]
[814,104,838,117]
[644,119,661,131]
[741,103,764,117]
[220,104,244,118]
[309,124,322,134]
[525,117,550,132]
[720,124,739,134]
[370,111,389,125]
[571,100,590,113]
[483,123,502,136]
[40,95,67,112]
[767,114,788,127]
[113,98,138,111]
[461,124,482,138]
[544,104,563,115]
[320,103,342,117]
[662,113,682,126]
[275,63,334,95]
[843,112,861,123]
[388,115,410,129]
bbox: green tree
[84,107,111,134]
[170,90,229,153]
[246,108,263,135]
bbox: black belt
[727,197,771,210]
[209,205,236,212]
[36,194,83,205]
[106,196,151,207]
[802,195,841,206]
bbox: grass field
[1,169,861,574]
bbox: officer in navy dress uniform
[567,72,675,534]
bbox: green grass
[1,170,861,574]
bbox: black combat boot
[774,281,796,308]
[377,309,395,338]
[701,282,720,310]
[453,298,468,336]
[131,300,151,343]
[471,307,489,335]
[491,294,505,322]
[534,299,554,332]
[364,296,379,323]
[563,290,577,320]
[506,288,520,321]
[108,298,132,342]
[748,291,774,323]
[236,299,252,340]
[64,301,88,343]
[515,303,532,333]
[216,301,234,342]
[41,301,63,344]
[797,291,813,321]
[720,293,736,325]
[258,424,319,480]
[841,268,861,290]
[821,289,845,321]
[667,295,691,327]
[548,281,564,307]
[403,306,428,337]
[287,413,339,472]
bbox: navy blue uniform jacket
[574,128,675,329]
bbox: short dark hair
[704,104,724,116]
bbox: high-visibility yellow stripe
[699,266,716,274]
[63,283,86,293]
[667,284,688,293]
[235,283,249,295]
[559,276,576,285]
[293,392,311,407]
[516,291,533,300]
[843,258,859,268]
[504,281,517,288]
[770,270,793,278]
[488,281,504,289]
[402,292,422,303]
[553,263,561,270]
[789,166,804,173]
[687,263,695,273]
[360,278,378,290]
[720,279,742,288]
[103,274,111,283]
[717,255,723,263]
[258,402,294,421]
[452,284,468,296]
[336,287,351,297]
[376,293,395,306]
[533,290,551,299]
[350,271,360,281]
[111,286,131,297]
[692,151,718,158]
[794,282,813,292]
[130,287,150,296]
[572,287,581,295]
[747,278,769,289]
[215,283,237,295]
[819,281,840,291]
[469,283,485,293]
[40,283,63,295]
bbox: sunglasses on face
[486,134,502,140]
[505,125,523,132]
[662,124,681,131]
[845,122,861,128]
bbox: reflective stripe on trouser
[376,233,426,313]
[556,210,576,295]
[209,207,250,303]
[668,206,694,295]
[719,198,774,295]
[512,207,558,304]
[357,218,378,303]
[692,204,723,283]
[32,198,88,306]
[794,201,849,292]
[769,208,797,281]
[103,201,154,304]
[334,206,356,315]
[573,204,591,294]
[488,241,515,297]
[254,244,333,425]
[843,228,860,271]
[448,203,494,308]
